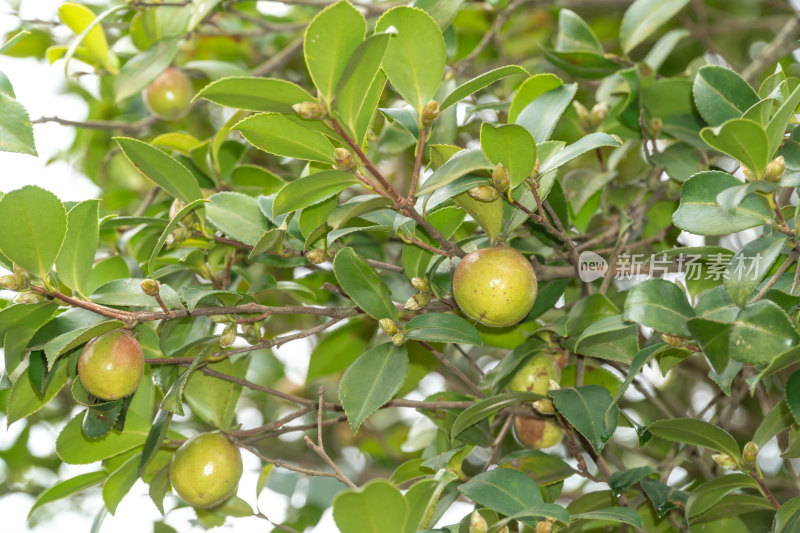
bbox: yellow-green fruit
[508,353,560,395]
[452,247,537,327]
[169,432,243,508]
[513,416,563,449]
[78,330,144,401]
[143,67,193,120]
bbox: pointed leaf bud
[292,101,325,120]
[743,441,759,464]
[0,274,20,291]
[492,163,510,192]
[404,292,430,311]
[765,156,785,182]
[334,147,356,172]
[306,249,327,265]
[467,185,500,202]
[14,291,46,304]
[421,100,440,125]
[379,318,398,336]
[141,278,160,296]
[712,453,737,470]
[220,323,237,348]
[469,510,488,533]
[742,166,757,181]
[650,117,663,135]
[573,100,590,127]
[589,101,608,127]
[392,332,405,346]
[410,277,429,293]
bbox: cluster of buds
[292,101,326,120]
[743,156,785,182]
[532,379,560,415]
[334,147,356,172]
[573,101,608,130]
[0,265,30,291]
[492,162,510,193]
[405,276,431,311]
[421,100,440,126]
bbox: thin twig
[418,341,485,398]
[304,388,358,489]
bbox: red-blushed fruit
[452,247,537,327]
[507,353,561,395]
[513,416,563,449]
[78,329,144,401]
[143,67,193,120]
[169,432,243,509]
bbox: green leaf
[335,34,391,142]
[716,180,777,215]
[574,316,639,363]
[556,9,602,51]
[235,113,335,163]
[56,199,99,296]
[608,466,658,495]
[184,356,250,431]
[0,30,31,54]
[550,385,618,453]
[58,2,118,74]
[304,0,366,105]
[672,171,772,236]
[700,119,769,177]
[115,137,202,204]
[333,480,408,533]
[539,133,621,174]
[159,345,214,416]
[205,192,269,247]
[509,74,563,123]
[44,319,126,369]
[333,247,398,321]
[440,65,528,111]
[339,342,408,433]
[775,497,800,533]
[687,318,732,373]
[686,474,761,520]
[623,279,695,336]
[0,92,36,155]
[647,418,741,460]
[730,300,799,364]
[28,471,107,520]
[102,452,141,515]
[417,148,492,196]
[6,356,68,425]
[767,84,800,156]
[458,468,543,522]
[114,37,181,103]
[571,507,644,529]
[375,6,445,113]
[273,171,357,217]
[692,66,759,127]
[404,313,482,345]
[619,0,690,53]
[515,83,577,144]
[723,235,787,307]
[544,49,622,79]
[194,77,314,112]
[480,123,536,188]
[90,279,182,309]
[0,185,66,279]
[497,449,574,486]
[56,412,149,464]
[753,400,793,447]
[452,191,503,245]
[307,319,373,381]
[148,198,206,275]
[645,29,690,70]
[450,392,545,444]
[786,370,800,425]
[139,409,172,477]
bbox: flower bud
[334,147,356,172]
[467,185,500,202]
[589,101,608,127]
[242,323,261,342]
[469,510,488,533]
[650,117,663,135]
[220,323,237,348]
[742,166,757,181]
[404,292,430,311]
[0,274,19,290]
[392,332,405,346]
[379,318,398,336]
[531,159,540,181]
[492,163,510,192]
[535,519,554,533]
[712,453,737,470]
[497,526,510,533]
[743,441,759,464]
[168,226,190,244]
[292,101,325,120]
[306,249,327,265]
[765,156,785,182]
[532,399,556,415]
[14,291,46,304]
[410,277,429,293]
[421,100,440,125]
[141,278,160,296]
[660,333,683,347]
[573,101,590,127]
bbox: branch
[418,341,484,398]
[408,127,427,205]
[742,12,800,83]
[31,114,159,133]
[304,388,358,489]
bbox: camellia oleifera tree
[4,0,800,531]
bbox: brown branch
[418,341,484,398]
[304,388,358,489]
[408,127,427,205]
[750,470,781,510]
[31,115,159,133]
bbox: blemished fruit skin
[452,247,537,327]
[513,416,564,449]
[78,330,144,401]
[143,68,193,120]
[169,432,243,509]
[507,353,561,395]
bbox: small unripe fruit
[220,324,237,348]
[169,432,243,509]
[410,277,429,293]
[143,67,193,121]
[508,353,561,395]
[421,100,440,125]
[469,510,488,533]
[452,247,537,327]
[306,249,327,265]
[589,101,608,127]
[141,278,160,296]
[492,163,509,192]
[467,185,500,202]
[765,156,785,182]
[334,147,356,172]
[78,330,144,401]
[404,292,430,311]
[392,332,405,346]
[743,441,759,464]
[292,101,325,120]
[513,416,563,449]
[712,453,737,470]
[379,318,398,336]
[14,291,46,304]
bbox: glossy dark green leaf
[692,66,758,127]
[333,247,398,321]
[440,65,528,111]
[730,300,799,364]
[574,316,638,363]
[417,148,492,196]
[28,471,107,520]
[115,137,202,204]
[333,480,408,533]
[458,468,543,520]
[273,171,357,216]
[56,199,99,296]
[700,118,769,177]
[686,474,761,520]
[404,313,482,345]
[235,113,335,163]
[753,400,793,447]
[205,191,269,246]
[647,418,740,459]
[550,385,618,453]
[195,77,314,112]
[450,391,544,444]
[687,318,731,373]
[571,507,644,529]
[623,279,695,336]
[724,235,787,307]
[479,123,535,188]
[515,83,577,144]
[620,0,689,53]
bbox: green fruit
[452,247,537,327]
[513,416,563,449]
[143,67,193,120]
[169,432,243,509]
[508,353,560,395]
[78,329,144,401]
